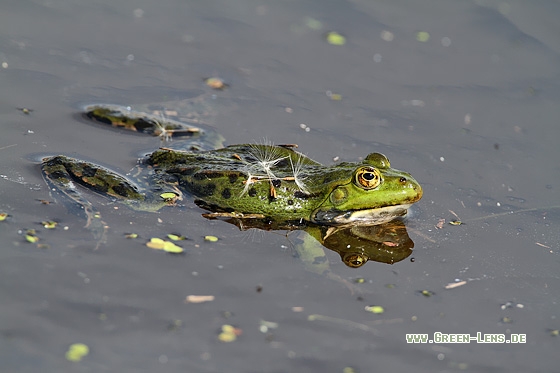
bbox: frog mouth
[312,204,412,226]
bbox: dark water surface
[1,0,559,372]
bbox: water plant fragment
[325,31,346,45]
[65,343,89,362]
[364,305,384,314]
[218,324,242,342]
[146,237,184,253]
[185,295,215,303]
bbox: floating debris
[325,31,346,45]
[304,17,322,30]
[185,295,215,303]
[326,90,342,101]
[124,233,138,239]
[160,192,179,204]
[364,305,384,314]
[65,343,89,362]
[17,107,33,115]
[218,324,242,342]
[0,212,8,221]
[146,237,184,254]
[167,233,187,241]
[416,31,430,42]
[41,220,58,229]
[204,235,219,242]
[418,290,435,297]
[259,320,279,333]
[445,281,467,289]
[204,77,228,90]
[25,232,39,243]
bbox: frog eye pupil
[355,167,381,189]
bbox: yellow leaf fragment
[163,241,184,253]
[25,234,39,243]
[218,324,242,342]
[0,212,8,221]
[364,305,384,314]
[147,237,183,253]
[416,31,430,42]
[325,31,346,45]
[167,234,186,241]
[146,237,165,250]
[65,343,89,362]
[419,289,435,297]
[204,235,219,242]
[160,192,177,201]
[41,220,58,229]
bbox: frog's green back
[146,144,330,222]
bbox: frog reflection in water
[41,97,422,276]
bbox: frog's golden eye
[354,167,381,190]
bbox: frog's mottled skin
[41,102,422,233]
[144,145,422,225]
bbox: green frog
[40,95,422,272]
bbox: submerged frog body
[41,101,422,241]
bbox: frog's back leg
[41,155,177,247]
[42,155,183,210]
[42,155,144,201]
[83,104,225,151]
[41,155,120,246]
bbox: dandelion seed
[289,154,310,194]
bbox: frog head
[311,153,422,225]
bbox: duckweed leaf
[416,31,430,42]
[167,233,186,241]
[25,234,39,243]
[304,17,322,30]
[0,212,8,221]
[65,343,89,362]
[218,324,242,342]
[325,31,346,45]
[146,237,165,250]
[41,220,58,229]
[162,240,184,254]
[146,237,184,253]
[418,289,435,297]
[364,305,385,314]
[204,235,219,242]
[160,192,178,202]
